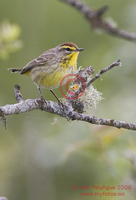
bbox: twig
[14,84,23,103]
[86,58,121,87]
[60,0,136,42]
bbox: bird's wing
[20,50,54,74]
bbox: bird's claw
[40,96,46,110]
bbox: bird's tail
[8,68,22,73]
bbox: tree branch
[1,59,136,131]
[60,0,136,42]
[0,90,136,131]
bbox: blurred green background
[0,0,136,199]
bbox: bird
[8,42,84,102]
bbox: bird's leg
[37,87,45,110]
[50,89,60,102]
[38,87,43,98]
[50,89,64,107]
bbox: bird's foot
[40,95,46,110]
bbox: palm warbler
[8,42,83,102]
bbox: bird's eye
[65,47,71,51]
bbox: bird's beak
[77,48,84,52]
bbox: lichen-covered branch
[1,59,136,131]
[60,0,136,42]
[65,59,121,113]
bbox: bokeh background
[0,0,136,199]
